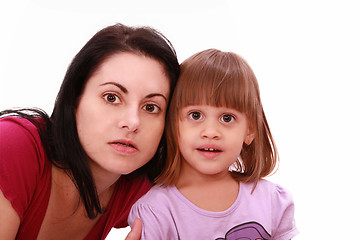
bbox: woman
[0,23,179,239]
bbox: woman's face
[76,53,170,177]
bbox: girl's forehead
[179,95,246,111]
[181,104,244,112]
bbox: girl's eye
[221,114,235,123]
[189,111,203,120]
[143,104,161,113]
[103,93,120,104]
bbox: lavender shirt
[128,179,298,240]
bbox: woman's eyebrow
[100,82,167,102]
[100,82,127,93]
[146,93,167,102]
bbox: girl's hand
[125,218,142,240]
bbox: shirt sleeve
[271,184,299,240]
[0,117,45,221]
[110,177,152,229]
[128,201,175,240]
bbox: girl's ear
[244,132,255,145]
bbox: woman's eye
[143,104,160,113]
[189,111,203,120]
[103,93,120,104]
[221,114,235,123]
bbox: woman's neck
[51,163,118,216]
[87,160,120,196]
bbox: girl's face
[76,53,170,177]
[178,105,252,179]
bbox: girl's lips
[196,144,222,152]
[196,145,222,159]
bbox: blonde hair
[156,49,278,186]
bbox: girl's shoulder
[240,179,298,238]
[240,179,295,208]
[132,185,175,206]
[242,179,291,194]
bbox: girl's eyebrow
[100,82,167,102]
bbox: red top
[0,116,152,239]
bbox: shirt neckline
[170,182,242,218]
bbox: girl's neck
[176,170,239,212]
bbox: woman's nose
[118,106,140,133]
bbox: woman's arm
[0,189,20,239]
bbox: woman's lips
[109,140,138,154]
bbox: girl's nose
[118,106,140,133]
[200,120,221,140]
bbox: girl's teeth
[204,148,217,152]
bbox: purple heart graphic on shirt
[216,221,271,240]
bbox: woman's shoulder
[0,116,50,180]
[0,116,51,222]
[1,115,45,153]
[1,115,38,129]
[0,116,45,141]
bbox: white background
[1,0,359,239]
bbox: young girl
[128,49,299,239]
